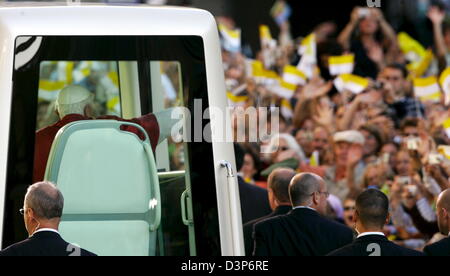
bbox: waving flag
[297,33,316,79]
[443,118,450,139]
[272,80,296,99]
[439,67,450,105]
[438,145,450,159]
[329,54,355,76]
[218,23,241,53]
[414,76,442,103]
[227,91,248,108]
[283,65,307,86]
[334,74,369,94]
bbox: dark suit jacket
[253,208,354,256]
[424,237,450,257]
[238,176,272,225]
[328,234,424,256]
[243,205,292,256]
[0,231,96,256]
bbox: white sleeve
[416,198,437,223]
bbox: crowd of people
[222,3,450,255]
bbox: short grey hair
[25,182,64,220]
[289,173,322,207]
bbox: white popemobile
[0,2,244,256]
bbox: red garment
[33,113,160,183]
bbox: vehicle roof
[0,2,215,37]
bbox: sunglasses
[344,206,355,211]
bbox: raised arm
[428,6,448,69]
[338,7,361,50]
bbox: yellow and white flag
[398,32,426,64]
[333,74,369,94]
[248,59,280,86]
[227,91,248,108]
[297,33,316,79]
[439,67,450,105]
[219,23,241,53]
[413,76,442,103]
[310,151,320,167]
[260,25,277,48]
[398,32,433,78]
[409,49,434,79]
[438,145,450,159]
[329,54,355,76]
[280,98,294,119]
[283,65,307,86]
[272,80,296,99]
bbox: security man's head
[22,182,64,236]
[354,189,389,233]
[436,189,450,236]
[289,173,329,215]
[267,168,296,210]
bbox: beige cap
[56,85,92,106]
[333,130,365,145]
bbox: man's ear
[27,208,35,221]
[312,192,320,206]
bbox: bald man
[243,168,295,256]
[424,189,450,256]
[0,182,96,256]
[33,85,175,182]
[253,173,353,256]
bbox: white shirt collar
[33,228,60,236]
[357,232,385,239]
[293,206,316,212]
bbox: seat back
[44,120,161,256]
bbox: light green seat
[44,120,161,256]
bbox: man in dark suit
[253,173,354,256]
[235,144,272,225]
[243,168,295,256]
[0,182,96,256]
[424,189,450,256]
[328,189,423,256]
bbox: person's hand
[302,78,332,100]
[357,90,383,105]
[411,174,426,200]
[417,131,434,161]
[313,100,334,128]
[370,8,385,22]
[351,112,368,130]
[426,164,443,180]
[428,6,446,26]
[314,21,337,43]
[350,7,362,24]
[347,144,363,168]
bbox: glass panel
[150,61,197,256]
[37,61,121,130]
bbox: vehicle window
[4,36,220,256]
